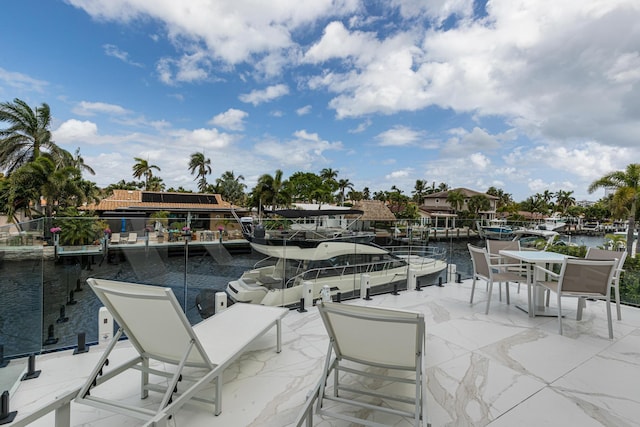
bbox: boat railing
[385,245,446,261]
[284,258,407,288]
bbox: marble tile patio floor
[6,278,640,426]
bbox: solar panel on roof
[141,193,218,204]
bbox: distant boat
[237,208,375,247]
[512,228,559,250]
[477,219,514,240]
[535,215,567,232]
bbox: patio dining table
[499,250,570,317]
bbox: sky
[1,0,639,203]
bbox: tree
[132,157,161,190]
[362,187,371,200]
[467,194,490,217]
[188,152,212,192]
[555,190,576,216]
[412,179,428,204]
[436,182,450,193]
[541,190,555,213]
[0,98,65,175]
[446,190,465,213]
[103,180,145,194]
[252,169,290,210]
[486,186,513,210]
[215,171,246,205]
[589,163,640,250]
[286,172,324,203]
[337,178,353,206]
[319,168,338,196]
[58,147,95,176]
[146,176,166,192]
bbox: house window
[435,199,439,204]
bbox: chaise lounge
[76,278,288,424]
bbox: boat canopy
[267,209,364,218]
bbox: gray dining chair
[468,244,526,314]
[585,247,627,320]
[534,258,617,339]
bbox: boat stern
[225,278,268,304]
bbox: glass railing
[0,215,637,361]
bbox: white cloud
[72,101,131,116]
[172,128,236,149]
[375,125,426,147]
[103,44,143,67]
[296,105,312,115]
[386,169,411,180]
[239,84,289,105]
[0,67,48,92]
[209,108,248,131]
[253,130,343,168]
[68,0,360,68]
[54,119,99,142]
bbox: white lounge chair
[126,232,137,244]
[109,233,121,244]
[77,278,288,423]
[313,301,428,426]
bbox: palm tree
[337,178,353,206]
[319,168,338,182]
[446,190,465,213]
[132,157,161,190]
[215,171,246,205]
[589,163,640,249]
[0,98,65,174]
[541,190,554,214]
[253,169,289,210]
[555,190,576,216]
[467,194,490,217]
[59,147,95,176]
[319,168,338,196]
[412,179,428,204]
[188,152,212,192]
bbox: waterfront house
[81,189,247,236]
[419,187,498,228]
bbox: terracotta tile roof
[82,190,233,212]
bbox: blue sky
[1,0,639,202]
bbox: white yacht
[477,219,514,240]
[535,215,567,231]
[512,228,559,250]
[226,241,447,306]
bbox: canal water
[0,235,607,358]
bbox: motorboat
[477,219,514,240]
[237,209,375,247]
[512,228,559,250]
[226,241,447,307]
[535,215,567,231]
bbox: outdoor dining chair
[585,247,627,320]
[534,258,617,338]
[468,244,526,314]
